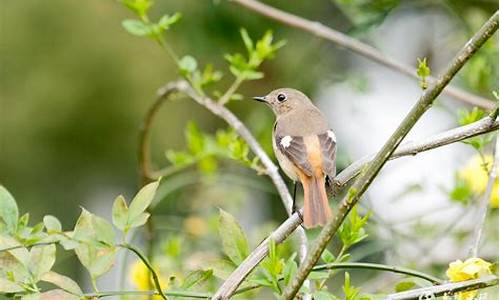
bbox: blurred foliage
[1,0,498,298]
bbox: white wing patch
[280,136,293,148]
[327,130,336,142]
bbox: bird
[253,88,336,228]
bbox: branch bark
[281,11,499,299]
[386,275,498,300]
[211,100,498,299]
[230,0,496,109]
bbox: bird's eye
[277,93,287,102]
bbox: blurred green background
[1,0,498,294]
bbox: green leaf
[121,0,152,17]
[179,55,198,76]
[122,19,151,36]
[112,195,128,231]
[128,181,159,222]
[218,209,249,265]
[458,107,485,126]
[73,209,117,278]
[240,28,254,54]
[181,269,213,289]
[314,290,341,300]
[43,216,62,233]
[41,271,83,295]
[157,13,182,30]
[186,122,205,155]
[283,254,297,286]
[128,212,150,228]
[395,280,416,292]
[343,272,357,300]
[28,244,56,280]
[416,57,430,78]
[0,186,19,234]
[321,249,335,263]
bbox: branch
[313,262,442,285]
[386,275,498,300]
[470,146,499,257]
[211,94,498,299]
[230,0,496,110]
[330,114,499,196]
[86,290,211,299]
[281,11,499,300]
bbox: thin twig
[210,94,498,298]
[119,243,168,300]
[386,275,498,300]
[230,0,496,109]
[86,290,211,299]
[470,146,499,257]
[281,11,499,300]
[313,262,442,284]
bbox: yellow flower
[446,257,492,300]
[458,154,499,208]
[130,260,168,300]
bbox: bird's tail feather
[303,175,332,228]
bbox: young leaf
[43,215,62,233]
[122,19,151,37]
[179,55,198,76]
[0,185,19,234]
[40,271,83,295]
[218,209,249,265]
[112,195,128,231]
[395,280,416,292]
[314,290,341,300]
[28,244,56,280]
[181,269,213,289]
[240,28,254,54]
[321,249,335,263]
[72,209,117,278]
[283,254,297,286]
[157,13,182,30]
[128,181,159,222]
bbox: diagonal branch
[230,0,496,109]
[386,275,498,300]
[281,11,499,300]
[211,103,498,299]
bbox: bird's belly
[272,137,299,181]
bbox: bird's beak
[252,96,267,102]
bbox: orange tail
[302,175,332,228]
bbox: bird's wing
[275,135,313,176]
[318,130,337,178]
[275,129,336,178]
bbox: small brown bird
[253,88,336,228]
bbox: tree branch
[281,11,499,300]
[386,275,498,300]
[330,114,499,196]
[470,146,499,257]
[230,0,496,109]
[211,93,498,299]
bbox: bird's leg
[291,182,304,223]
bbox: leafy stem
[119,243,168,300]
[219,76,244,105]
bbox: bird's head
[252,88,313,115]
